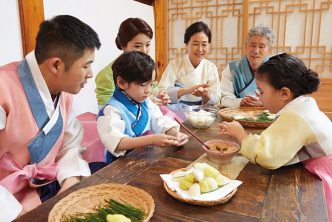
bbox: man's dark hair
[35,15,101,70]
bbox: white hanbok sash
[178,56,204,103]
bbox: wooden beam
[153,0,168,81]
[241,0,249,56]
[134,0,153,6]
[18,0,44,56]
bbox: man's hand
[58,176,80,194]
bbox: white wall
[44,0,155,115]
[0,0,22,65]
[0,0,155,115]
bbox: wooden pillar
[18,0,44,56]
[241,0,249,56]
[153,0,168,81]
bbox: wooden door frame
[18,0,44,56]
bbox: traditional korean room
[1,1,331,221]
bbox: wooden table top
[15,121,328,222]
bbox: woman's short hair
[184,21,211,44]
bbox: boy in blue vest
[97,51,188,163]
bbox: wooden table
[16,122,328,222]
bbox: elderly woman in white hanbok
[158,21,221,106]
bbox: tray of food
[219,107,276,128]
[48,183,154,222]
[160,163,242,206]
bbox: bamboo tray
[219,107,274,129]
[48,183,154,222]
[163,168,237,206]
[164,182,237,206]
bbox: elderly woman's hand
[191,83,210,102]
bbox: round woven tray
[163,182,237,206]
[219,107,273,129]
[163,169,237,206]
[48,183,155,222]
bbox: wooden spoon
[174,117,212,150]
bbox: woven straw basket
[48,183,155,222]
[219,107,273,129]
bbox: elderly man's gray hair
[247,24,274,47]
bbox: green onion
[240,113,272,122]
[64,199,145,222]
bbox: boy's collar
[115,86,141,105]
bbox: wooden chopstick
[174,117,212,150]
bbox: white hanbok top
[220,64,243,108]
[97,98,179,157]
[158,54,221,105]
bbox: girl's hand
[151,134,180,147]
[218,121,248,142]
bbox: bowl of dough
[202,139,240,164]
[183,105,218,128]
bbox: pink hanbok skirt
[304,155,332,222]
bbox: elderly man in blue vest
[220,25,274,108]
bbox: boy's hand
[151,134,180,147]
[173,131,189,146]
[218,121,248,142]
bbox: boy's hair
[112,51,155,85]
[256,53,320,98]
[247,24,274,47]
[184,21,211,44]
[35,15,101,70]
[115,18,153,50]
